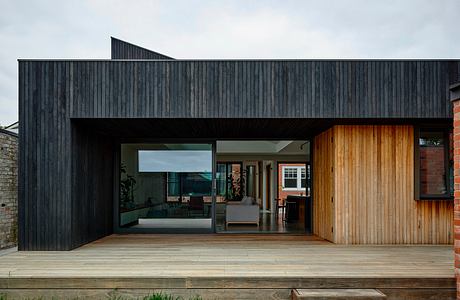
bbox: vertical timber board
[332,125,453,244]
[63,60,455,119]
[18,61,115,250]
[71,124,114,249]
[313,128,335,242]
[110,37,173,60]
[18,61,73,250]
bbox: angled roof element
[111,37,173,60]
[0,121,19,136]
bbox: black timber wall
[19,61,72,250]
[18,62,114,250]
[450,61,460,84]
[18,59,459,250]
[111,37,172,60]
[71,124,114,249]
[63,60,456,119]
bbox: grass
[143,293,202,300]
[109,292,203,300]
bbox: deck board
[0,234,454,289]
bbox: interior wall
[240,161,260,203]
[217,154,307,211]
[264,161,277,212]
[71,125,114,249]
[272,162,277,211]
[312,129,335,242]
[314,125,453,244]
[262,161,269,211]
[216,153,310,210]
[216,154,308,162]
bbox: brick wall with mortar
[420,147,447,195]
[452,94,460,299]
[0,130,18,249]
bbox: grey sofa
[225,197,260,226]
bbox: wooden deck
[0,234,455,299]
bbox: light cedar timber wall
[313,129,335,242]
[313,125,453,244]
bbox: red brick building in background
[277,163,309,201]
[420,146,449,195]
[451,82,460,299]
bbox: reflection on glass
[120,144,212,230]
[216,162,242,202]
[139,150,212,172]
[419,131,447,196]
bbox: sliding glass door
[118,143,214,232]
[216,162,243,202]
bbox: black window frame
[414,126,453,200]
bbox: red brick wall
[277,163,307,200]
[420,146,446,195]
[453,99,460,298]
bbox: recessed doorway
[215,140,311,234]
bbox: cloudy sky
[1,0,459,126]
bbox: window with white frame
[282,166,306,190]
[301,167,306,188]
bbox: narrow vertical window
[417,129,453,199]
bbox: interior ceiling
[122,143,211,150]
[73,118,332,140]
[73,118,451,141]
[216,140,308,155]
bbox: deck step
[292,289,386,300]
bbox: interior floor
[133,218,211,229]
[216,211,306,234]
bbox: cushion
[241,196,255,205]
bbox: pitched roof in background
[0,121,18,136]
[111,37,173,60]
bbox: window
[416,128,453,199]
[138,148,213,197]
[282,166,306,190]
[167,172,212,197]
[284,168,298,188]
[119,143,213,231]
[301,167,306,188]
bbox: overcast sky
[1,0,459,126]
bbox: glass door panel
[119,143,213,232]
